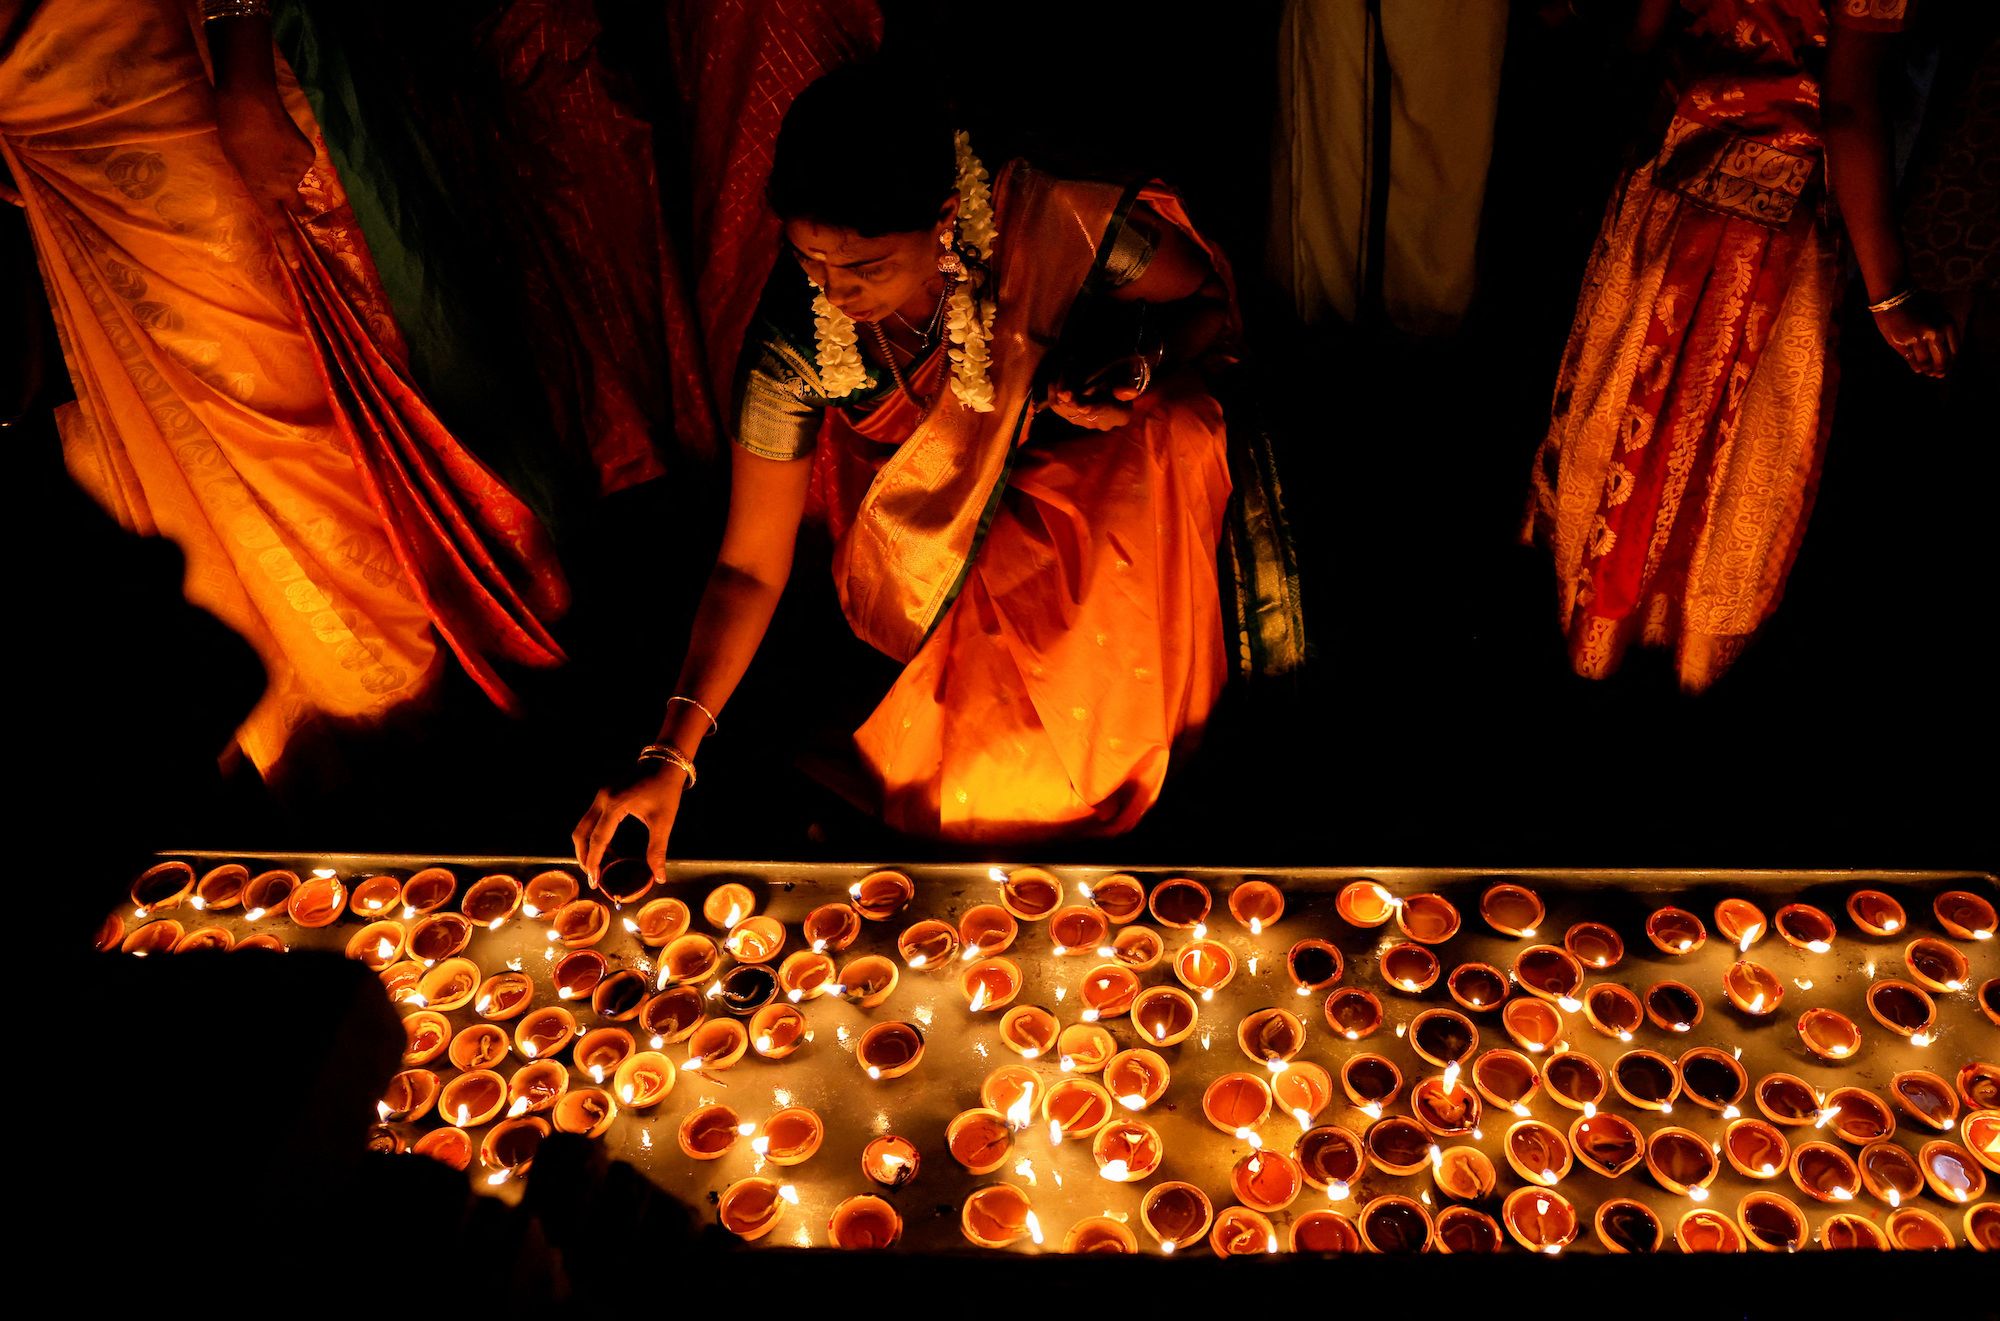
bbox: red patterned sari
[1526,0,1910,688]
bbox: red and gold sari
[1526,0,1910,688]
[1,0,567,771]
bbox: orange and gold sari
[1,0,566,771]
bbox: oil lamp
[1563,921,1623,970]
[1502,1186,1578,1253]
[1087,873,1146,924]
[639,985,705,1044]
[611,1051,675,1109]
[678,1103,741,1159]
[862,1135,919,1187]
[804,902,863,953]
[1447,962,1507,1013]
[703,881,758,929]
[1723,1117,1790,1180]
[439,1070,508,1127]
[1335,880,1398,928]
[1395,892,1460,945]
[1146,877,1209,929]
[1594,1199,1663,1253]
[1570,1112,1644,1178]
[856,1021,926,1079]
[1094,1117,1164,1182]
[1290,1211,1364,1253]
[1064,1217,1138,1253]
[828,1195,901,1249]
[1228,880,1284,933]
[996,867,1060,922]
[1479,882,1543,938]
[896,918,959,968]
[1231,1147,1303,1208]
[1139,1181,1212,1254]
[1358,1195,1433,1253]
[1503,1119,1573,1186]
[553,1088,618,1138]
[1324,987,1384,1040]
[960,1184,1036,1249]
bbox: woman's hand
[1048,355,1150,431]
[1873,295,1958,378]
[573,763,687,885]
[214,88,314,233]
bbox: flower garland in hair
[809,130,999,411]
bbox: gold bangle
[638,743,697,788]
[665,694,719,734]
[1868,288,1914,314]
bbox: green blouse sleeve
[733,324,831,462]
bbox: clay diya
[1146,877,1209,929]
[1202,1073,1272,1136]
[1582,983,1644,1040]
[1890,1069,1960,1130]
[892,918,958,970]
[194,864,249,912]
[855,1021,926,1080]
[828,1196,901,1250]
[508,1059,571,1116]
[1504,1119,1573,1186]
[983,1065,1041,1126]
[1104,1049,1171,1112]
[416,957,480,1013]
[756,1107,825,1167]
[514,1006,577,1061]
[678,1104,742,1160]
[1409,1007,1478,1067]
[1065,1217,1139,1254]
[1173,940,1236,999]
[631,897,689,949]
[398,867,455,917]
[1473,1048,1543,1114]
[1503,1186,1578,1254]
[344,921,405,971]
[172,927,232,954]
[850,870,918,923]
[1563,921,1624,970]
[1501,996,1562,1054]
[1933,889,1996,941]
[241,868,298,919]
[611,1051,675,1109]
[1380,942,1440,993]
[233,933,285,953]
[1595,1199,1663,1253]
[573,1027,635,1085]
[1436,1207,1503,1254]
[1086,873,1146,924]
[655,936,720,988]
[749,1003,807,1059]
[1109,927,1163,971]
[1647,1126,1719,1197]
[1513,945,1583,1005]
[1857,1139,1925,1205]
[960,957,1019,1013]
[1797,1007,1863,1061]
[1681,1047,1749,1113]
[714,963,777,1016]
[1057,1022,1115,1073]
[407,912,473,964]
[1479,881,1544,938]
[1884,1206,1955,1250]
[552,899,611,948]
[1904,937,1970,993]
[543,951,601,1005]
[596,968,652,1020]
[836,954,899,1009]
[553,1088,618,1139]
[639,986,704,1045]
[1570,1112,1645,1178]
[1340,1054,1403,1113]
[92,913,123,953]
[461,874,523,927]
[1238,1007,1307,1067]
[1865,979,1936,1037]
[996,867,1061,922]
[1845,888,1906,936]
[1773,902,1836,953]
[683,1018,749,1072]
[1447,962,1508,1013]
[719,1177,791,1241]
[1410,1077,1481,1138]
[379,961,425,1005]
[401,1011,451,1067]
[1541,1051,1607,1113]
[1984,978,2000,1027]
[379,1069,440,1124]
[1676,1209,1743,1253]
[702,881,757,929]
[1359,1195,1433,1253]
[1918,1139,1985,1202]
[1228,879,1284,933]
[776,951,837,1003]
[1432,1144,1498,1200]
[956,904,1018,961]
[1335,880,1399,929]
[1967,1110,2000,1174]
[1722,961,1785,1018]
[287,873,346,929]
[1139,1182,1212,1253]
[1094,1118,1164,1183]
[862,1135,920,1187]
[1736,1191,1809,1252]
[591,859,652,906]
[1819,1213,1888,1250]
[1291,1211,1365,1253]
[1644,980,1704,1034]
[129,861,195,914]
[522,870,577,917]
[1131,986,1198,1046]
[1295,1124,1366,1192]
[1611,1049,1681,1112]
[439,1070,508,1128]
[1713,897,1767,951]
[724,916,786,965]
[413,1127,473,1172]
[1964,1203,2000,1252]
[1231,1147,1304,1209]
[1755,1072,1823,1126]
[1364,1116,1434,1176]
[1324,988,1384,1041]
[961,1184,1037,1249]
[480,1116,550,1183]
[1043,1078,1115,1141]
[1788,1140,1861,1203]
[1645,906,1706,956]
[1823,1086,1896,1145]
[804,902,863,954]
[448,1023,510,1072]
[1724,1117,1791,1180]
[1396,892,1460,945]
[1209,1206,1278,1257]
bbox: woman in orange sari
[0,0,567,773]
[577,63,1253,871]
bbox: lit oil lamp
[1436,1207,1503,1254]
[1364,1115,1434,1176]
[1146,877,1209,929]
[241,868,299,917]
[1358,1195,1433,1253]
[287,873,346,929]
[1295,1123,1365,1193]
[1582,983,1644,1040]
[1238,1007,1306,1068]
[1611,1049,1680,1112]
[1563,921,1624,970]
[365,1126,405,1156]
[862,1134,920,1187]
[1043,1078,1114,1140]
[1570,1112,1644,1178]
[1890,1068,1960,1131]
[983,1064,1041,1124]
[1845,888,1906,936]
[1173,940,1236,999]
[129,861,195,913]
[1918,1139,1985,1203]
[1680,1047,1748,1114]
[398,867,455,917]
[1447,962,1508,1013]
[1409,1007,1478,1068]
[1933,889,1997,941]
[522,869,577,917]
[1232,1147,1303,1208]
[1788,1140,1861,1204]
[1274,1060,1333,1125]
[1432,1144,1498,1200]
[1049,905,1109,955]
[233,933,285,953]
[896,918,960,969]
[1396,892,1460,945]
[1088,873,1147,924]
[678,1103,741,1159]
[401,1011,452,1066]
[172,927,233,953]
[1324,987,1384,1041]
[776,951,837,1003]
[1884,1206,1955,1250]
[347,875,402,919]
[417,957,481,1013]
[1722,959,1784,1017]
[1903,937,1970,993]
[718,1177,792,1241]
[956,904,1017,960]
[1865,979,1936,1038]
[574,1026,635,1083]
[1341,1055,1403,1112]
[1512,945,1583,1005]
[1643,980,1704,1034]
[633,897,690,948]
[702,881,758,929]
[723,916,786,965]
[344,920,405,971]
[1228,880,1285,934]
[1735,1191,1808,1252]
[758,1106,825,1166]
[381,961,425,1005]
[960,1183,1036,1249]
[1754,1071,1822,1126]
[407,912,472,963]
[1675,1208,1743,1253]
[610,1051,674,1109]
[749,1002,807,1059]
[1058,1022,1116,1073]
[1131,986,1198,1046]
[1479,881,1544,939]
[1773,902,1836,953]
[1822,1086,1895,1145]
[1103,1049,1170,1111]
[684,1017,750,1072]
[474,970,534,1021]
[1472,1048,1543,1113]
[1967,1109,2000,1173]
[194,864,248,912]
[660,934,721,986]
[553,949,607,1001]
[1963,1202,1999,1251]
[1380,942,1439,994]
[1595,1199,1664,1253]
[996,868,1061,922]
[1501,996,1561,1054]
[828,1195,901,1249]
[448,1023,510,1072]
[1797,1007,1862,1061]
[1062,1216,1138,1254]
[379,1068,440,1123]
[92,912,123,953]
[553,1087,618,1138]
[414,1127,473,1171]
[553,898,611,948]
[715,963,778,1016]
[1335,880,1399,929]
[439,1069,509,1127]
[1109,927,1163,971]
[1094,1117,1164,1183]
[804,902,863,954]
[596,969,653,1021]
[856,1021,925,1080]
[1645,1126,1718,1197]
[1541,1051,1607,1114]
[1502,1186,1578,1253]
[1503,1119,1573,1186]
[1644,906,1706,956]
[1980,977,1999,1026]
[461,874,523,927]
[1209,1206,1277,1257]
[514,1006,577,1061]
[1858,1138,1924,1205]
[1411,1076,1486,1140]
[1140,1181,1212,1254]
[1290,1210,1364,1253]
[1723,1117,1790,1180]
[1287,939,1343,995]
[960,957,1020,1013]
[594,859,653,905]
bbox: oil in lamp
[960,1183,1037,1248]
[756,1106,825,1166]
[287,872,345,928]
[1431,1144,1497,1200]
[1752,1072,1820,1126]
[982,1064,1040,1124]
[1043,1078,1114,1140]
[408,912,472,963]
[1479,881,1543,938]
[683,1017,749,1072]
[1380,942,1439,994]
[1723,1117,1790,1179]
[1363,1115,1434,1176]
[1396,892,1460,945]
[1334,880,1398,928]
[997,1004,1058,1057]
[194,863,249,912]
[1582,982,1643,1039]
[1644,906,1706,956]
[896,918,960,968]
[960,957,1020,1013]
[996,867,1060,921]
[1594,1198,1663,1253]
[956,904,1018,959]
[1284,939,1343,996]
[398,867,455,917]
[1238,1007,1306,1067]
[1773,902,1836,953]
[1110,927,1163,971]
[233,933,285,952]
[678,1103,742,1159]
[1611,1049,1680,1112]
[1643,980,1703,1034]
[1358,1195,1433,1253]
[1722,959,1787,1019]
[379,1069,439,1123]
[828,1195,901,1249]
[241,868,298,918]
[1228,880,1284,933]
[1645,1126,1718,1197]
[344,920,405,971]
[480,1115,550,1183]
[592,859,652,905]
[1540,1051,1607,1114]
[553,1088,617,1138]
[1273,1060,1333,1125]
[1960,1064,2000,1117]
[1845,888,1905,936]
[1736,1191,1809,1252]
[1502,1186,1578,1253]
[1917,1139,1986,1202]
[1130,985,1198,1045]
[1675,1208,1743,1252]
[1678,1047,1748,1114]
[1290,1211,1364,1253]
[1436,1207,1502,1254]
[718,1177,792,1240]
[416,957,480,1012]
[856,1021,925,1079]
[1064,1216,1138,1254]
[1865,979,1936,1038]
[777,951,837,1002]
[724,916,786,964]
[1209,1206,1277,1256]
[552,898,610,948]
[522,869,577,917]
[1818,1213,1888,1250]
[1049,904,1109,955]
[172,927,232,953]
[1472,1048,1542,1114]
[1822,1085,1895,1144]
[1411,1076,1486,1139]
[1324,987,1383,1040]
[1447,962,1508,1013]
[440,1070,509,1128]
[861,1135,919,1187]
[461,874,522,927]
[448,1023,510,1072]
[1933,889,1996,941]
[804,902,863,953]
[1173,940,1236,998]
[129,861,194,913]
[1057,1022,1115,1072]
[401,1010,451,1066]
[595,969,652,1020]
[1087,873,1146,924]
[1904,937,1970,993]
[1294,1123,1365,1193]
[1409,1007,1478,1067]
[1146,877,1209,929]
[659,935,720,986]
[1340,1054,1402,1113]
[1963,1202,1999,1251]
[1857,1138,1924,1205]
[414,1127,473,1171]
[1512,945,1582,1005]
[514,1005,577,1061]
[611,1051,675,1109]
[1563,920,1623,970]
[1500,995,1561,1053]
[1094,1117,1164,1182]
[702,881,757,929]
[1231,1147,1303,1208]
[1103,1048,1170,1111]
[1570,1112,1644,1178]
[639,985,705,1045]
[1889,1068,1959,1130]
[1797,1007,1862,1061]
[1503,1119,1573,1186]
[749,1002,807,1059]
[574,1027,635,1084]
[633,897,690,948]
[1202,1072,1273,1136]
[1883,1206,1955,1250]
[1139,1181,1212,1253]
[1788,1140,1861,1203]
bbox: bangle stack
[1868,288,1914,314]
[638,743,697,788]
[665,694,719,734]
[200,0,272,20]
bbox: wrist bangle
[201,0,272,19]
[665,694,719,734]
[638,743,697,788]
[1868,288,1914,314]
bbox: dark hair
[767,61,956,237]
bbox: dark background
[8,2,1992,880]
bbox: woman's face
[785,198,957,324]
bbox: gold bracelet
[1868,288,1914,314]
[200,0,272,20]
[665,694,719,734]
[638,743,697,788]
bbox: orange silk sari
[810,167,1233,842]
[1,0,566,771]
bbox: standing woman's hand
[214,88,314,233]
[573,764,687,886]
[1872,293,1959,378]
